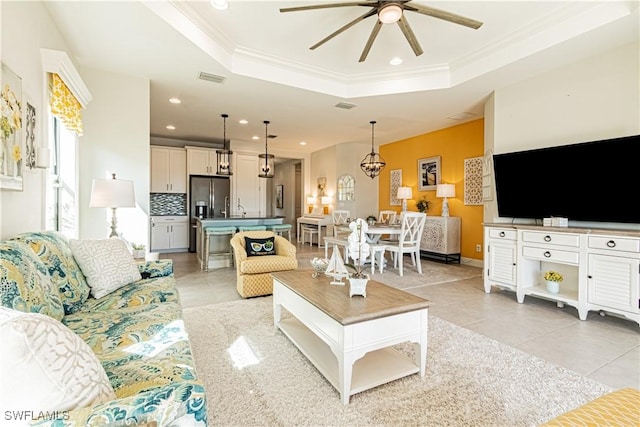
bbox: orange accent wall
[379,119,484,261]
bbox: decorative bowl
[310,257,329,278]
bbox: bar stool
[268,224,292,241]
[237,225,267,232]
[203,226,236,272]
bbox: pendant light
[216,113,233,175]
[258,120,275,178]
[360,120,386,179]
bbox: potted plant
[131,243,146,260]
[345,218,371,297]
[543,270,563,294]
[416,196,430,213]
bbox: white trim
[40,48,92,108]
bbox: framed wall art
[390,169,402,205]
[417,156,440,191]
[275,184,283,209]
[1,62,24,191]
[464,156,483,205]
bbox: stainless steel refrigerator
[189,175,231,252]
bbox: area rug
[183,297,611,426]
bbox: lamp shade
[436,183,455,198]
[306,197,316,205]
[397,186,412,200]
[320,196,331,205]
[90,177,135,208]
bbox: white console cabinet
[484,224,639,325]
[420,216,461,263]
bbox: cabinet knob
[606,240,616,248]
[544,235,551,242]
[499,231,505,237]
[543,251,551,258]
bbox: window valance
[49,73,83,136]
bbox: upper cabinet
[187,147,218,176]
[150,146,186,193]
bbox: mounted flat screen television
[492,134,639,224]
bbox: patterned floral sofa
[0,231,207,426]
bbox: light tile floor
[166,241,639,391]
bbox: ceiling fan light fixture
[378,3,403,24]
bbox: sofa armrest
[137,259,173,279]
[275,236,297,258]
[30,381,206,427]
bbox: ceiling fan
[280,1,483,62]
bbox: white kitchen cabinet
[150,146,186,193]
[150,216,189,252]
[420,216,461,263]
[187,147,219,176]
[484,226,517,293]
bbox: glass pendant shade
[258,120,275,178]
[216,113,233,175]
[360,120,386,179]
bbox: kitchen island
[196,217,285,270]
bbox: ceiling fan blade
[405,4,483,29]
[397,16,423,57]
[280,2,375,13]
[311,9,378,51]
[359,19,383,62]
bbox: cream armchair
[230,230,298,298]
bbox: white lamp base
[441,198,450,217]
[109,207,119,238]
[401,199,407,213]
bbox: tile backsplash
[150,193,187,216]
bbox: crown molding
[40,48,92,107]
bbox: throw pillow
[245,237,276,257]
[0,241,65,321]
[69,238,142,299]
[0,306,116,414]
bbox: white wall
[485,41,640,228]
[78,68,150,245]
[0,1,74,239]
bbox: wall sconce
[396,186,412,213]
[35,147,51,169]
[90,173,136,237]
[306,196,316,213]
[436,183,455,217]
[320,196,331,214]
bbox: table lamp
[321,196,331,214]
[90,173,136,237]
[436,183,455,217]
[306,196,316,213]
[397,186,412,213]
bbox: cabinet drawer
[521,231,580,247]
[488,228,517,241]
[522,246,580,264]
[588,236,640,254]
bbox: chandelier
[360,120,386,179]
[216,113,233,175]
[258,120,275,178]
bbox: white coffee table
[272,270,429,405]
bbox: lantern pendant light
[216,113,233,175]
[258,120,275,178]
[360,120,386,179]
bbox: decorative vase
[546,280,560,294]
[348,276,368,297]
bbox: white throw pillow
[69,238,142,299]
[0,306,116,416]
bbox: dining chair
[382,212,426,276]
[378,210,397,225]
[332,210,350,237]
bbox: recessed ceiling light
[251,135,260,140]
[299,141,307,146]
[390,57,403,65]
[168,97,181,104]
[166,125,176,130]
[448,112,478,121]
[239,119,248,125]
[210,0,228,10]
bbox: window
[45,115,78,238]
[337,175,355,201]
